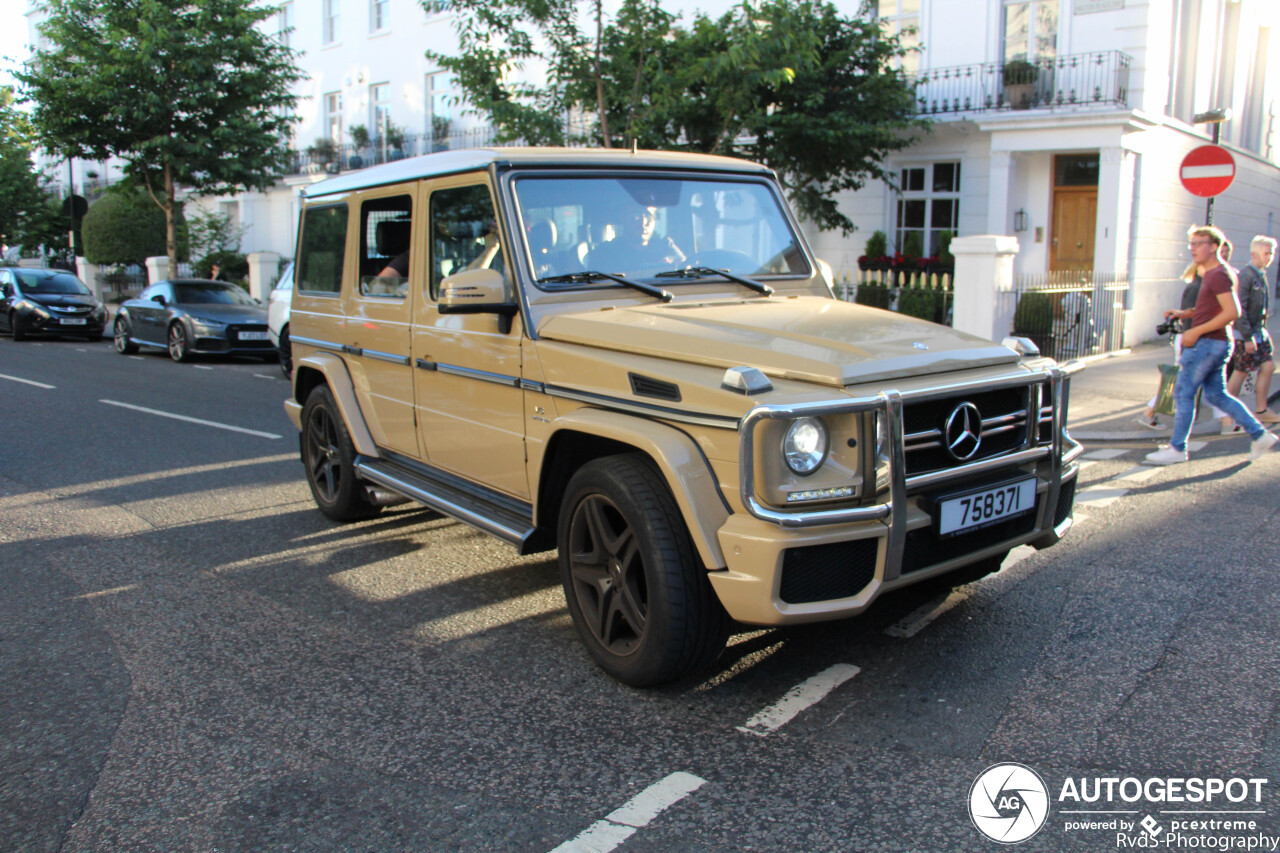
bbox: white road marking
[736,663,860,736]
[548,772,706,853]
[0,373,55,389]
[885,590,971,639]
[129,356,144,361]
[193,365,214,370]
[99,399,282,439]
[1083,448,1130,460]
[1075,487,1128,508]
[1112,465,1162,483]
[253,373,277,380]
[76,348,87,352]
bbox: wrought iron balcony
[909,50,1132,118]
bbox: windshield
[15,270,92,296]
[174,282,257,305]
[513,175,810,285]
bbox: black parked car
[113,279,276,362]
[0,267,109,341]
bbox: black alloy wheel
[167,322,191,362]
[558,454,729,686]
[113,317,138,354]
[300,386,381,522]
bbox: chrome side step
[353,456,554,555]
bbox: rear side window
[297,204,349,294]
[358,194,413,298]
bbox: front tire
[113,317,138,354]
[11,313,26,341]
[558,454,729,686]
[300,386,382,522]
[167,322,192,362]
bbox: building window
[895,162,960,258]
[1002,0,1057,62]
[425,71,456,149]
[875,0,920,74]
[325,91,343,145]
[370,0,389,32]
[371,83,391,140]
[277,2,294,48]
[323,0,340,45]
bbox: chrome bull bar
[739,363,1085,574]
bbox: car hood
[182,304,268,324]
[536,296,1019,388]
[26,293,101,309]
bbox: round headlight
[783,417,828,475]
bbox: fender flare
[288,352,379,457]
[542,408,730,569]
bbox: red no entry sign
[1180,145,1236,197]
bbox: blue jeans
[1170,337,1266,451]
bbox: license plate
[237,331,270,341]
[937,478,1036,536]
[60,317,87,325]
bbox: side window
[297,203,349,294]
[358,194,413,298]
[429,184,505,300]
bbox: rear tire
[300,386,382,522]
[278,325,292,378]
[113,317,138,354]
[558,453,729,686]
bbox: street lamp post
[1192,107,1232,225]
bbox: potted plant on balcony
[1003,59,1039,109]
[386,122,407,161]
[348,124,369,169]
[306,137,337,173]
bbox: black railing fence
[1004,271,1130,361]
[909,50,1132,117]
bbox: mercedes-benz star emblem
[944,402,983,461]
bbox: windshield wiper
[654,266,774,296]
[537,270,673,303]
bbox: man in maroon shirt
[1146,225,1278,464]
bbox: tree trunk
[594,0,610,147]
[164,162,178,272]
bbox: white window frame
[323,0,340,45]
[894,161,961,259]
[277,1,294,48]
[1001,0,1058,63]
[325,92,343,145]
[370,0,389,33]
[875,0,921,74]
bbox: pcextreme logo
[969,763,1051,844]
[968,765,1275,848]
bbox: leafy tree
[0,86,54,252]
[186,208,247,262]
[18,0,303,270]
[429,0,923,234]
[82,187,187,267]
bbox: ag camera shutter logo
[969,763,1050,844]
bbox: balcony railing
[909,50,1132,118]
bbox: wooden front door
[1050,187,1097,272]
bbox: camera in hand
[1156,318,1179,336]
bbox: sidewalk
[1066,310,1280,441]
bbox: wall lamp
[1013,209,1028,232]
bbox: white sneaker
[1221,421,1243,435]
[1145,445,1188,465]
[1249,431,1279,461]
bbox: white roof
[302,147,774,198]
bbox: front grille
[900,498,1041,575]
[1054,477,1077,527]
[903,385,1047,475]
[779,538,878,604]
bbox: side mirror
[151,294,167,306]
[438,268,518,333]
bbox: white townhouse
[25,0,1280,340]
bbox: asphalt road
[3,333,1280,852]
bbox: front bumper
[708,363,1084,625]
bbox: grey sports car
[113,278,276,362]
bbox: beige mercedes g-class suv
[285,148,1083,686]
